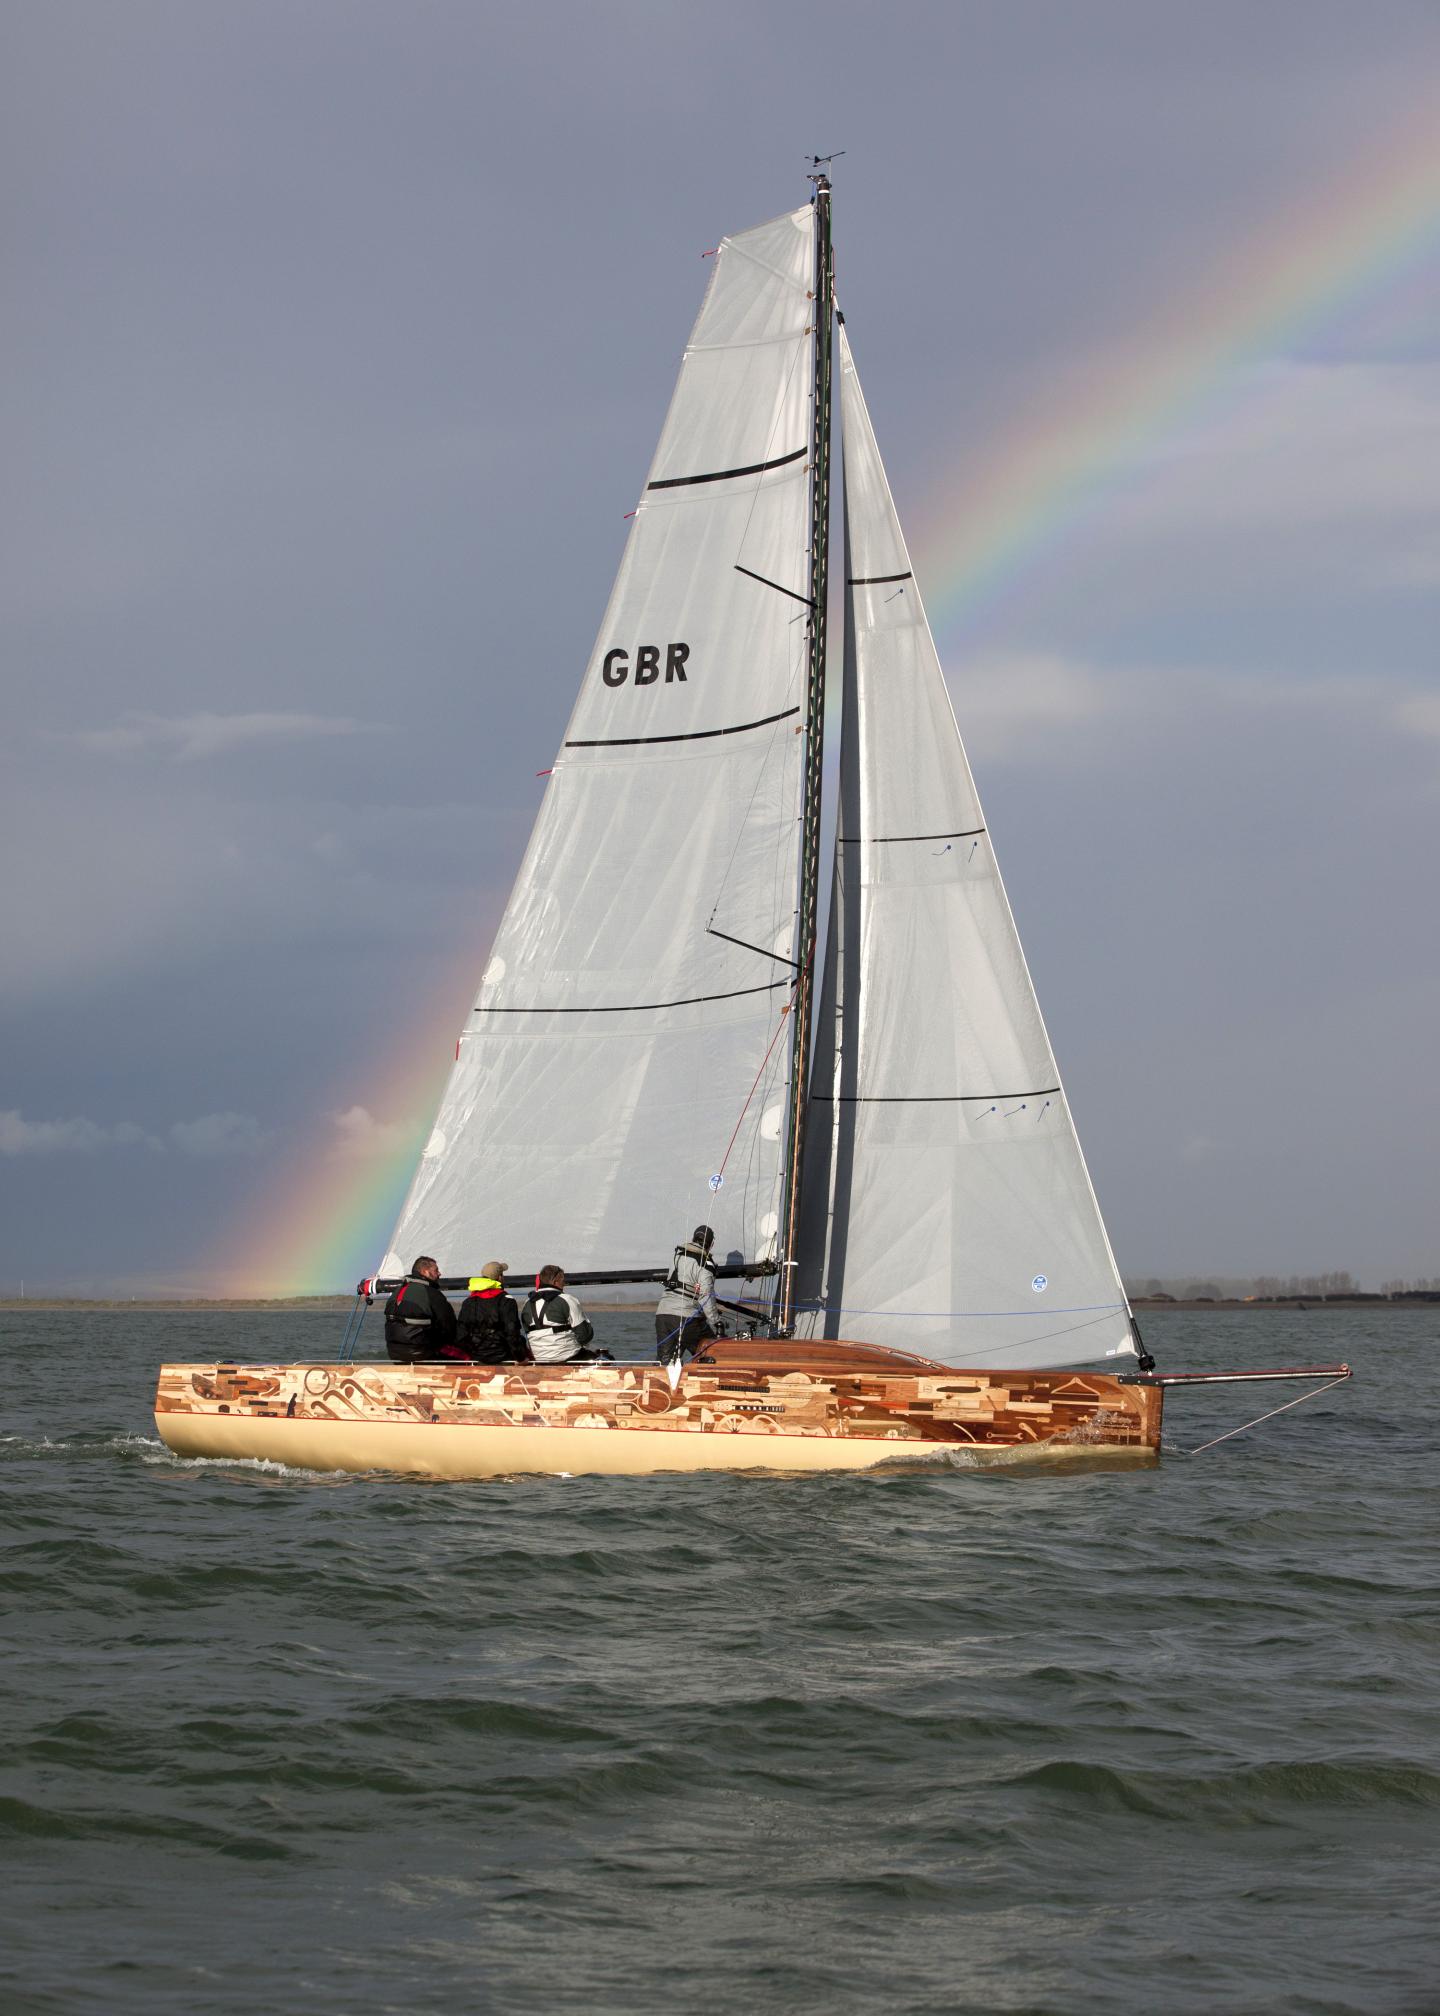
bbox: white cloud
[950,650,1440,768]
[169,1112,269,1157]
[73,712,377,761]
[947,651,1114,761]
[0,1110,155,1155]
[330,1106,413,1158]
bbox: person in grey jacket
[655,1225,720,1364]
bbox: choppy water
[2,1307,1436,2014]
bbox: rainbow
[218,939,483,1296]
[910,110,1440,640]
[230,119,1440,1294]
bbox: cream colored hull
[154,1353,1161,1479]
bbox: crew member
[383,1256,461,1363]
[521,1265,598,1365]
[655,1224,721,1364]
[457,1262,531,1365]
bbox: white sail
[383,207,817,1277]
[796,327,1135,1370]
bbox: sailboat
[155,179,1347,1477]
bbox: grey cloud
[169,1112,270,1157]
[72,712,379,761]
[0,1111,157,1155]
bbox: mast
[776,171,835,1333]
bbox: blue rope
[337,1294,369,1364]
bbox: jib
[602,643,690,686]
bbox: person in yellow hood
[457,1262,531,1365]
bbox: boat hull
[153,1350,1161,1478]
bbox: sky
[3,0,1438,1293]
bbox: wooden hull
[153,1345,1162,1478]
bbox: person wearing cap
[457,1262,530,1365]
[655,1225,721,1364]
[383,1256,462,1363]
[520,1265,599,1364]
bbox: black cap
[691,1224,715,1249]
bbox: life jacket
[522,1285,570,1334]
[663,1242,713,1302]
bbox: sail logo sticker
[1031,1274,1048,1293]
[602,643,690,686]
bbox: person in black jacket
[457,1262,531,1365]
[383,1256,461,1363]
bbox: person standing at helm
[383,1256,461,1363]
[655,1225,720,1364]
[521,1265,597,1365]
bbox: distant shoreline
[2,1293,1434,1314]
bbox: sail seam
[838,827,985,844]
[473,981,790,1016]
[733,564,815,608]
[706,926,800,970]
[565,705,800,749]
[648,446,806,490]
[811,1086,1060,1102]
[848,571,912,584]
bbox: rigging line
[715,995,797,1188]
[1184,1374,1351,1457]
[733,564,815,608]
[473,980,790,1016]
[565,705,800,750]
[837,827,985,845]
[810,1086,1061,1104]
[647,446,806,491]
[706,926,800,970]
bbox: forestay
[795,327,1135,1369]
[382,207,815,1279]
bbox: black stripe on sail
[734,564,815,608]
[706,926,800,970]
[848,571,913,585]
[811,1087,1061,1103]
[838,827,986,845]
[475,980,790,1016]
[647,446,807,491]
[566,705,800,749]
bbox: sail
[796,326,1135,1370]
[382,207,817,1278]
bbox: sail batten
[795,326,1134,1370]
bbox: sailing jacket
[655,1243,719,1328]
[383,1274,461,1362]
[520,1286,595,1364]
[457,1280,530,1365]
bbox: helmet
[691,1224,715,1249]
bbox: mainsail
[795,326,1135,1370]
[382,207,818,1278]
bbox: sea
[2,1306,1436,2015]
